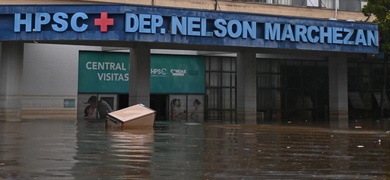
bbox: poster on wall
[77,94,116,120]
[169,95,187,121]
[168,95,204,122]
[187,95,204,122]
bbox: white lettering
[85,62,127,71]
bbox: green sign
[78,51,129,93]
[78,51,205,94]
[150,55,205,93]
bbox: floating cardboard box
[106,104,156,130]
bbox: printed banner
[78,51,129,93]
[150,55,205,94]
[78,51,205,94]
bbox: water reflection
[0,120,77,179]
[72,120,154,179]
[0,120,389,179]
[202,125,390,179]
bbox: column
[0,42,24,121]
[236,50,257,124]
[328,53,349,129]
[129,44,151,107]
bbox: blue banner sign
[0,5,379,53]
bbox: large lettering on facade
[0,5,378,53]
[264,23,378,46]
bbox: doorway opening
[150,94,169,121]
[118,94,129,110]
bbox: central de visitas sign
[0,5,379,53]
[78,51,205,94]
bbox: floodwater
[1,120,390,179]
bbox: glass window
[207,110,220,120]
[232,73,236,87]
[286,90,302,109]
[348,76,359,91]
[227,0,364,11]
[257,89,281,109]
[205,57,236,121]
[205,73,210,85]
[257,74,281,88]
[276,0,292,5]
[348,63,358,76]
[270,60,281,73]
[320,0,334,9]
[292,0,306,6]
[209,72,221,87]
[361,92,371,109]
[257,60,270,73]
[222,73,233,87]
[231,88,236,107]
[209,58,220,71]
[339,0,361,11]
[257,74,269,88]
[223,110,235,120]
[360,63,371,77]
[206,89,220,109]
[259,59,328,124]
[361,77,371,91]
[285,73,302,89]
[222,58,234,71]
[372,77,383,90]
[372,63,383,77]
[222,88,234,109]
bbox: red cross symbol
[94,12,114,32]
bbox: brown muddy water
[0,119,390,179]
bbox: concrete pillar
[0,42,24,121]
[328,53,349,129]
[129,44,151,107]
[236,50,257,124]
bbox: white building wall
[22,43,101,119]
